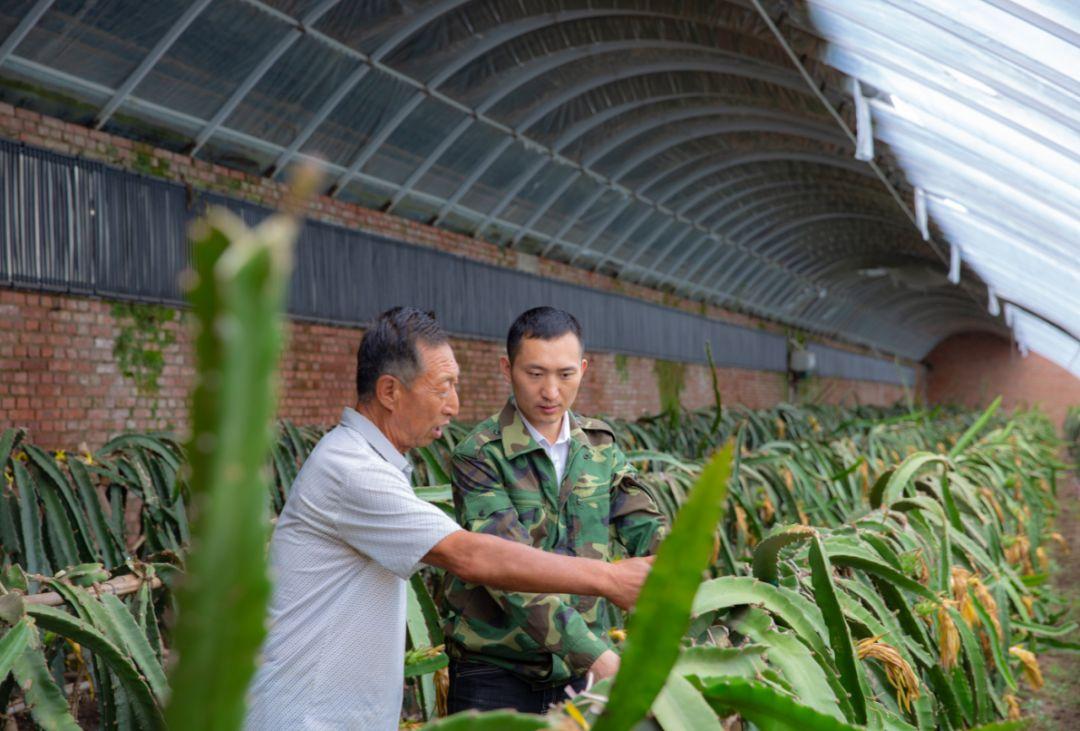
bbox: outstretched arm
[423,529,653,609]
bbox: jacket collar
[498,398,588,460]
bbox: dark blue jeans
[447,659,588,715]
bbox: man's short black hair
[356,307,447,401]
[506,307,583,363]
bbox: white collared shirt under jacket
[245,408,461,731]
[520,409,572,483]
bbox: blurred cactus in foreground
[164,208,297,731]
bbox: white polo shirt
[245,408,460,730]
[520,410,572,483]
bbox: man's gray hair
[356,307,448,401]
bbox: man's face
[395,341,460,449]
[501,333,587,434]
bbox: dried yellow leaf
[1009,645,1044,689]
[937,602,961,671]
[760,492,775,523]
[1004,693,1021,720]
[857,635,920,713]
[434,666,449,717]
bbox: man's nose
[446,387,460,416]
[541,379,559,400]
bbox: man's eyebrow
[520,363,578,371]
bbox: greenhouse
[0,1,1077,729]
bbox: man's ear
[579,357,588,378]
[499,355,512,385]
[374,373,400,412]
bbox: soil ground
[1025,474,1080,730]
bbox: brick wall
[0,104,920,447]
[0,103,911,354]
[926,333,1080,429]
[1,288,918,448]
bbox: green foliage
[948,396,1002,457]
[653,359,686,418]
[131,149,170,178]
[0,616,31,679]
[1064,404,1080,460]
[654,673,725,731]
[110,302,176,398]
[165,209,297,730]
[691,677,863,731]
[0,393,1068,730]
[751,525,815,584]
[808,535,865,724]
[415,711,549,729]
[593,443,733,731]
[28,601,164,729]
[10,615,80,731]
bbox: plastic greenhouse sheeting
[0,0,1075,368]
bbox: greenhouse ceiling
[0,0,1076,373]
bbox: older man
[443,307,668,714]
[244,307,653,730]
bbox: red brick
[0,103,995,448]
[926,333,1080,429]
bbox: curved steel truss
[0,0,1075,369]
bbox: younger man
[443,307,668,714]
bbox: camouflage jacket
[442,399,668,686]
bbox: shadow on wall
[925,332,1080,430]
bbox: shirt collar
[499,398,581,459]
[519,409,570,450]
[340,407,413,479]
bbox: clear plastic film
[0,0,1074,363]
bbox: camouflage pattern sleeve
[609,443,668,557]
[451,451,610,676]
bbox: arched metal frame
[0,0,54,67]
[710,193,905,248]
[664,163,873,219]
[346,46,771,204]
[589,172,883,273]
[666,218,929,339]
[419,54,815,227]
[0,0,1069,364]
[272,8,717,180]
[636,177,904,289]
[531,117,855,259]
[549,147,889,276]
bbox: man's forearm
[428,530,614,596]
[428,531,616,675]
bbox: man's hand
[587,649,621,682]
[603,556,654,610]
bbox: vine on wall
[111,302,176,403]
[653,359,686,418]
